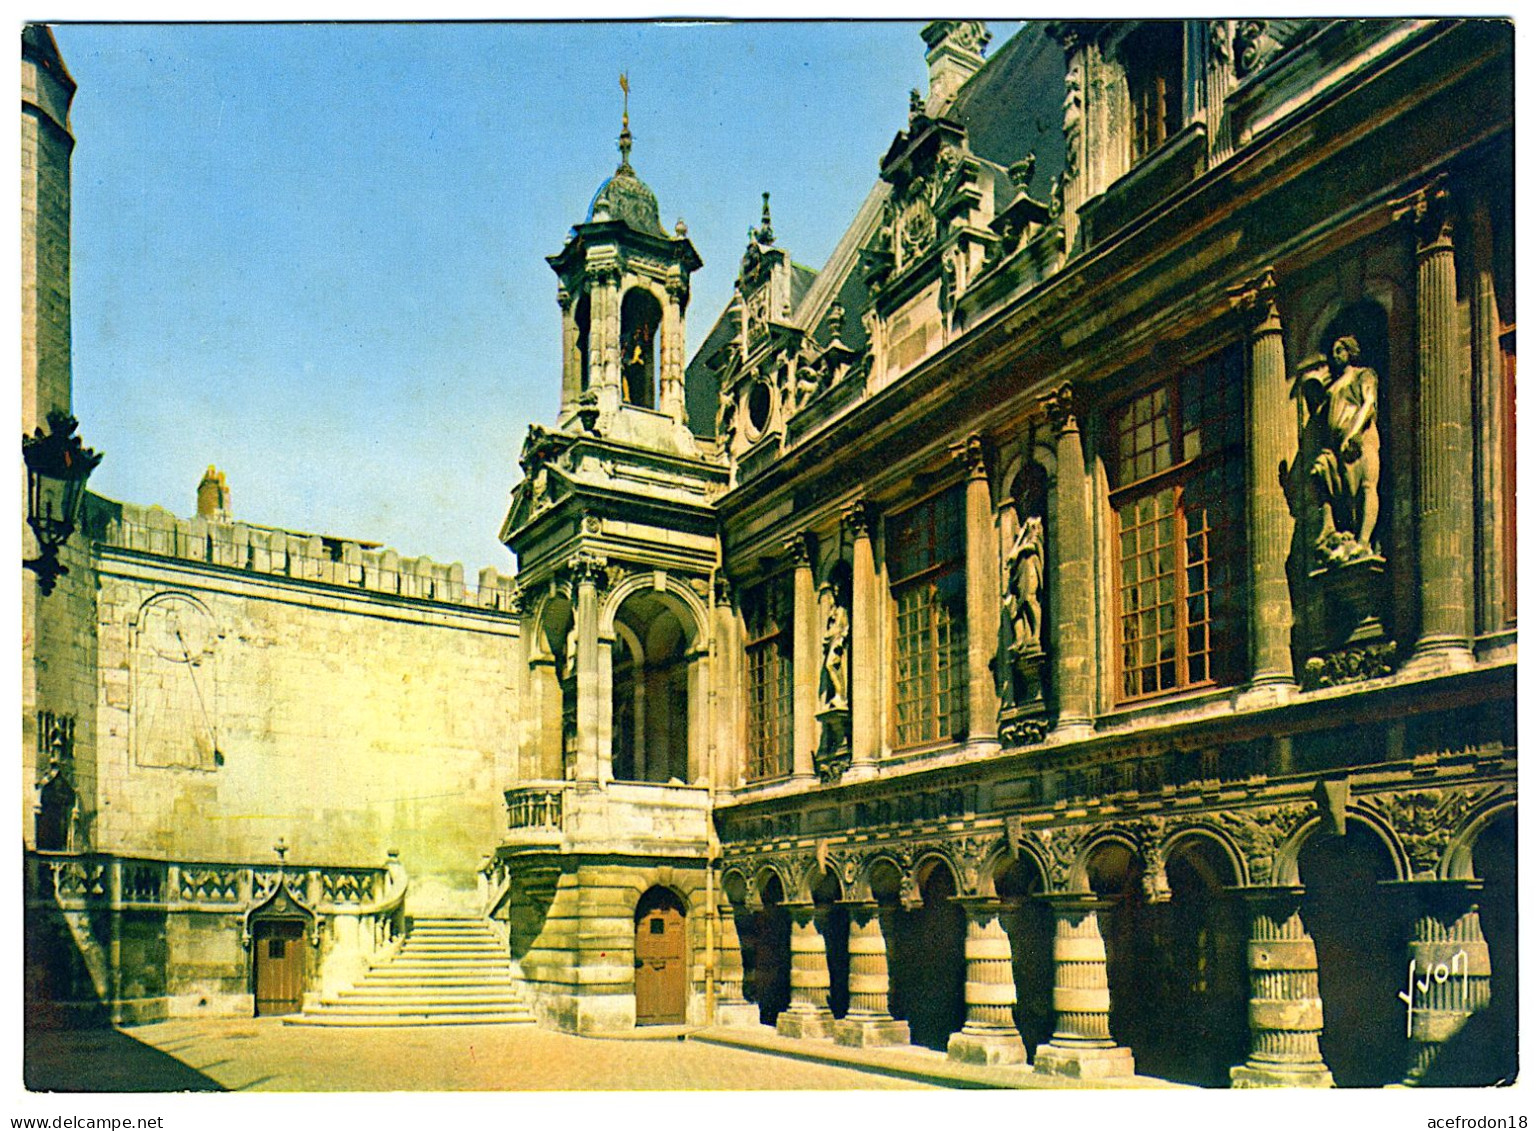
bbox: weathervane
[617,71,633,172]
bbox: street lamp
[23,410,102,596]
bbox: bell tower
[547,81,702,452]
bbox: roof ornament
[757,192,775,246]
[617,71,634,174]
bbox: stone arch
[605,576,708,784]
[618,867,707,918]
[745,862,792,1025]
[1068,829,1143,895]
[525,588,575,780]
[719,865,753,908]
[1442,795,1517,881]
[1162,823,1249,888]
[990,846,1054,1053]
[1273,808,1410,886]
[889,850,966,1051]
[752,862,790,904]
[911,849,961,901]
[858,853,906,905]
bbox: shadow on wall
[24,1026,226,1093]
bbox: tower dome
[585,87,666,237]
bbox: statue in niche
[1003,513,1045,657]
[1302,334,1382,567]
[819,584,850,712]
[621,320,654,405]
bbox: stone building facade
[25,20,1515,1088]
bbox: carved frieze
[1366,787,1490,880]
[1301,640,1398,690]
[1211,802,1313,886]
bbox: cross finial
[273,836,289,863]
[617,72,633,173]
[758,192,775,245]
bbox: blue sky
[52,21,1021,575]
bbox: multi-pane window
[743,576,794,781]
[1125,22,1184,163]
[887,487,968,749]
[1111,347,1243,701]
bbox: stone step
[319,998,523,1013]
[286,1011,536,1028]
[333,990,522,1006]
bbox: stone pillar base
[1234,680,1298,710]
[713,1002,762,1029]
[948,1028,1026,1066]
[777,1006,835,1040]
[833,1016,911,1048]
[1230,1062,1335,1089]
[1400,644,1476,680]
[1032,1043,1135,1079]
[841,762,878,783]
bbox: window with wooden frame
[1124,22,1184,164]
[742,575,794,781]
[887,485,968,749]
[1110,346,1244,702]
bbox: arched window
[620,289,662,409]
[611,590,690,782]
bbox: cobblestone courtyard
[24,1020,934,1092]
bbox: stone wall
[90,500,524,912]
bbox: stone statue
[1303,335,1382,566]
[819,585,850,712]
[1004,513,1045,656]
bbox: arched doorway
[611,591,691,783]
[1149,836,1249,1086]
[995,855,1054,1052]
[812,867,850,1020]
[744,872,790,1026]
[620,288,662,409]
[889,859,965,1051]
[634,886,687,1026]
[1085,841,1160,1065]
[1299,822,1404,1086]
[253,919,306,1016]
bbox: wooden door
[253,919,306,1016]
[634,905,686,1024]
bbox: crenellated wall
[86,498,525,914]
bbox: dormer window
[1124,22,1183,163]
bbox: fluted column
[591,268,622,415]
[1032,895,1134,1078]
[660,279,688,423]
[953,436,1001,746]
[558,287,580,414]
[1395,176,1475,671]
[847,503,880,778]
[1043,386,1095,735]
[786,533,817,782]
[776,902,835,1039]
[1393,881,1491,1086]
[570,553,606,783]
[1231,268,1298,698]
[713,896,760,1027]
[947,897,1026,1065]
[833,900,910,1047]
[1230,887,1334,1087]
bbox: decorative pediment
[242,873,320,948]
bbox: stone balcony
[501,780,712,860]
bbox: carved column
[787,533,817,782]
[1033,895,1134,1078]
[714,894,760,1027]
[1392,881,1491,1087]
[1395,177,1475,672]
[590,267,623,415]
[558,287,580,415]
[776,902,836,1038]
[712,578,743,789]
[847,503,880,777]
[1232,269,1297,697]
[1467,199,1510,634]
[660,278,689,424]
[953,436,1001,746]
[947,897,1026,1065]
[1043,386,1095,735]
[1230,887,1334,1088]
[833,900,910,1047]
[570,553,606,783]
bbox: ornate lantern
[23,410,102,596]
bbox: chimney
[197,465,230,522]
[921,21,991,116]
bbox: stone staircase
[287,916,536,1027]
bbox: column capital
[713,574,735,606]
[783,531,816,569]
[564,550,609,591]
[587,264,622,288]
[1041,382,1079,436]
[1391,173,1454,255]
[556,286,573,313]
[843,499,877,540]
[1228,266,1282,334]
[949,433,991,480]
